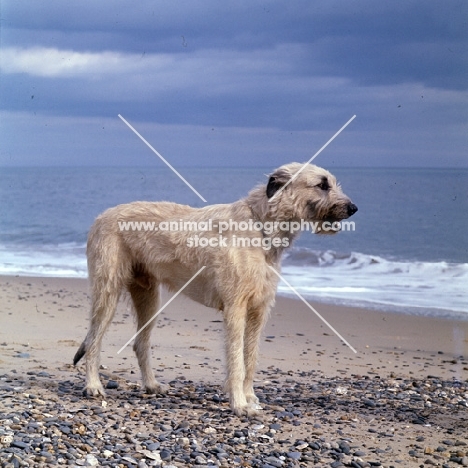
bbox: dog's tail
[73,342,86,366]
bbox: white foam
[280,249,468,316]
[0,243,87,278]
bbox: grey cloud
[3,0,466,90]
[1,0,466,167]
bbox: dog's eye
[317,180,330,191]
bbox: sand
[1,275,466,381]
[1,275,467,467]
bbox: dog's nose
[347,203,358,216]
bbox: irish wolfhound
[74,162,357,416]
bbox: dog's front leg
[223,306,258,417]
[243,306,269,409]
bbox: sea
[1,166,467,319]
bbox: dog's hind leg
[76,278,122,397]
[243,306,269,409]
[128,274,167,394]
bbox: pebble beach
[1,276,467,467]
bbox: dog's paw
[232,402,263,418]
[82,385,106,398]
[145,382,169,395]
[245,392,260,406]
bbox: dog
[73,162,357,416]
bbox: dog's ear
[266,169,291,198]
[266,176,283,198]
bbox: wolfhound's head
[264,163,357,234]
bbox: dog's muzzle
[347,203,358,217]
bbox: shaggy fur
[74,163,357,416]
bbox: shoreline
[2,271,467,321]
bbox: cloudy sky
[1,1,467,167]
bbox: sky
[0,0,467,167]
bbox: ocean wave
[0,243,87,278]
[280,248,468,316]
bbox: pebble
[160,448,172,461]
[84,454,99,466]
[146,442,160,450]
[330,461,344,468]
[10,440,28,449]
[106,380,119,389]
[286,451,301,460]
[264,456,284,467]
[363,398,377,408]
[13,353,30,359]
[195,455,207,464]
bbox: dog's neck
[242,199,299,265]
